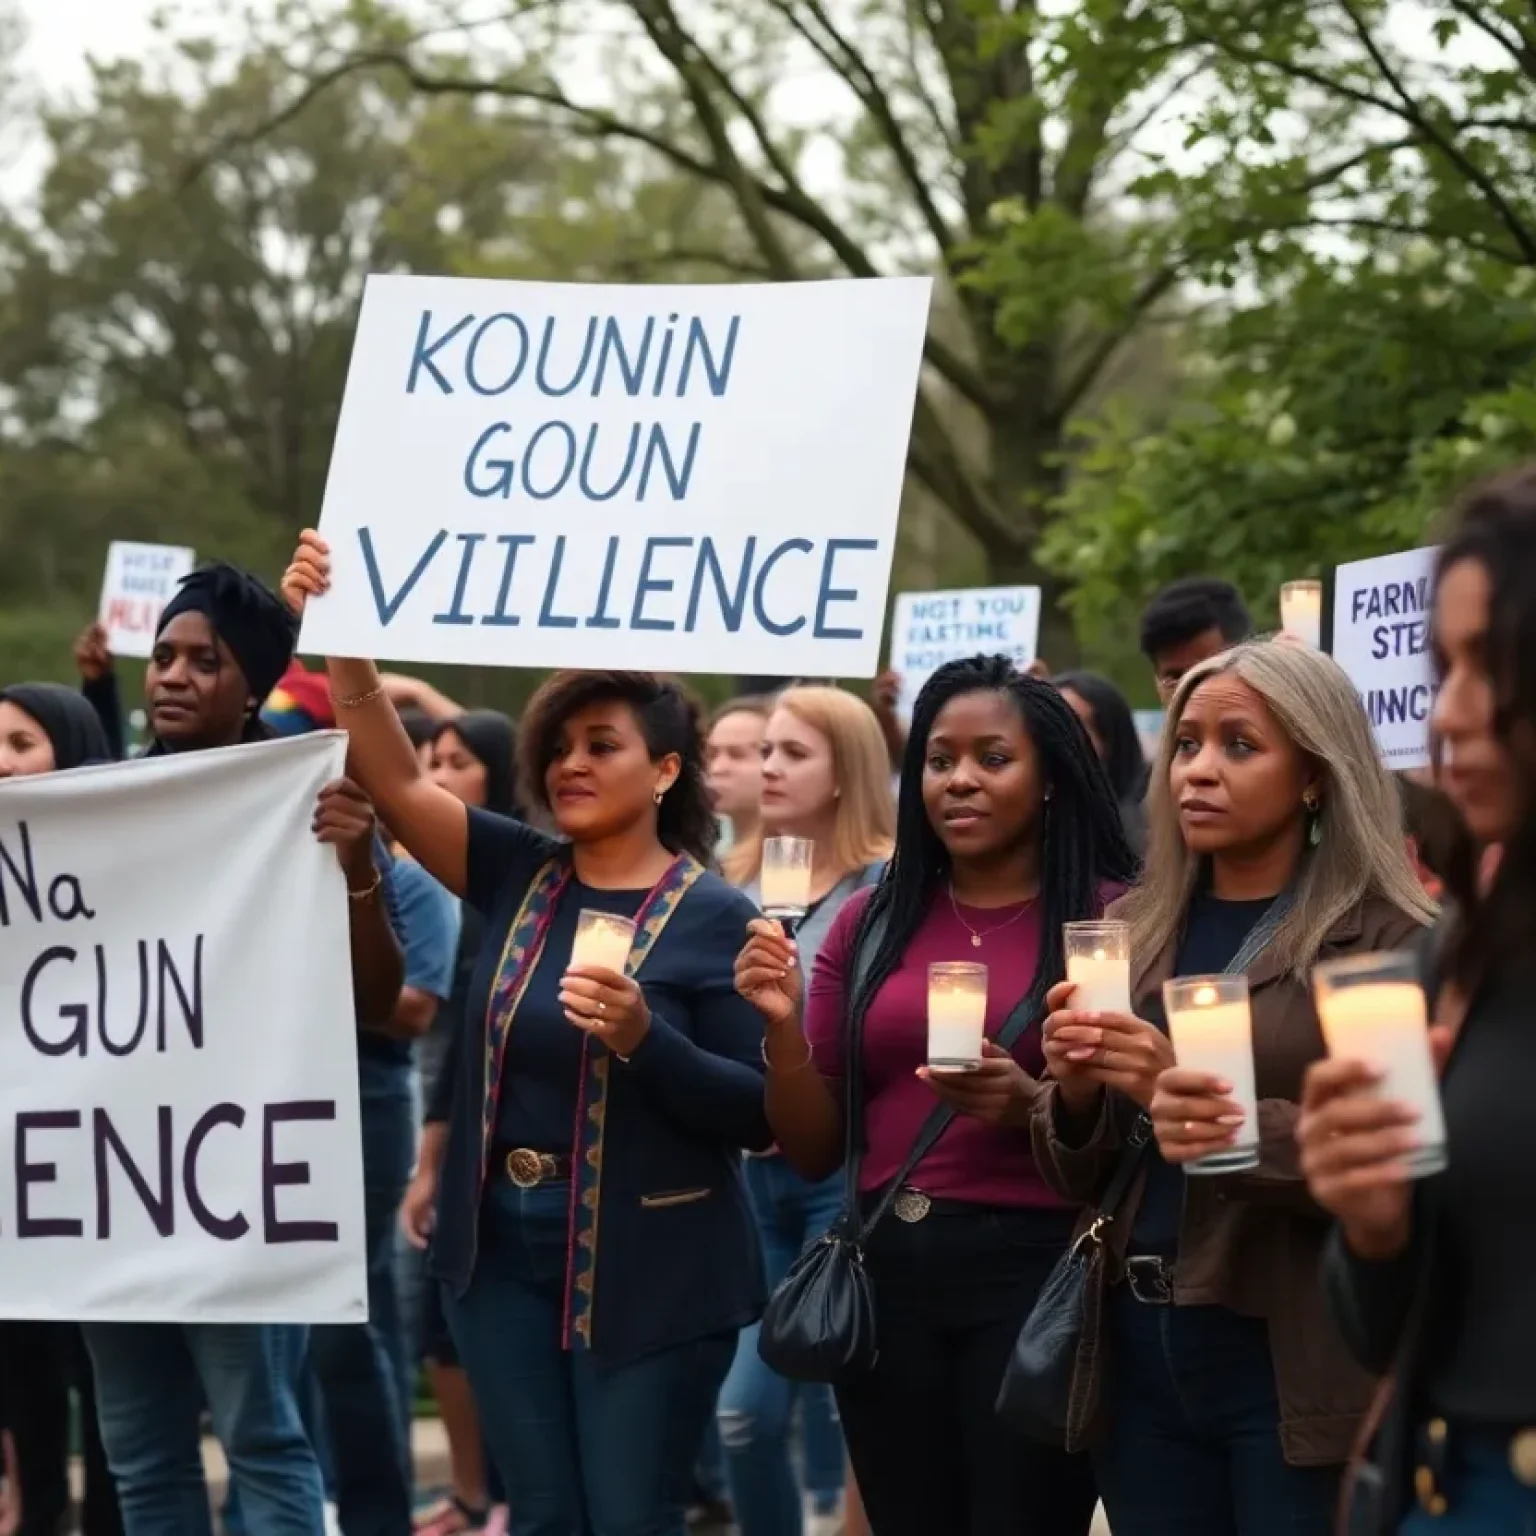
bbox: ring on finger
[597,1001,607,1017]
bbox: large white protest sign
[889,585,1042,717]
[300,274,931,677]
[1333,547,1438,770]
[98,542,197,659]
[0,734,366,1323]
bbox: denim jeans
[1397,1432,1536,1534]
[1093,1292,1337,1535]
[446,1177,735,1536]
[310,1059,418,1536]
[83,1320,321,1536]
[718,1155,846,1536]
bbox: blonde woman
[1034,640,1435,1536]
[719,686,894,1536]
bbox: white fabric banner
[300,273,932,678]
[1333,547,1438,771]
[0,734,367,1323]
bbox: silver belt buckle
[893,1188,932,1224]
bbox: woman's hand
[400,1166,438,1251]
[1296,1057,1428,1260]
[281,529,332,617]
[734,918,803,1026]
[918,1040,1033,1128]
[313,778,379,890]
[74,621,114,682]
[1150,1067,1248,1165]
[561,966,652,1058]
[1042,990,1174,1110]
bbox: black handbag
[759,913,1041,1384]
[996,893,1297,1445]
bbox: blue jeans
[83,1321,321,1536]
[718,1155,845,1535]
[1398,1432,1536,1534]
[310,1060,418,1536]
[446,1177,735,1536]
[1094,1292,1337,1535]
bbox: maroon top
[805,885,1114,1208]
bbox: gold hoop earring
[654,787,665,806]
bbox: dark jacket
[1029,892,1425,1466]
[427,808,772,1368]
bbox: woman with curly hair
[282,531,772,1536]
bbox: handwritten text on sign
[0,735,365,1323]
[300,275,932,677]
[98,542,196,661]
[889,586,1042,718]
[1332,546,1438,770]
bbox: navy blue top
[1131,891,1276,1255]
[493,881,647,1150]
[426,807,773,1366]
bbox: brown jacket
[1028,892,1425,1467]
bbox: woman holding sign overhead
[1032,640,1432,1536]
[282,529,771,1536]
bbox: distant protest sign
[888,586,1041,718]
[1332,547,1437,770]
[300,274,931,678]
[99,542,196,660]
[0,734,366,1323]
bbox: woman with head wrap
[70,561,407,1536]
[0,682,112,776]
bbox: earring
[653,786,666,806]
[1302,790,1322,848]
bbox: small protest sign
[0,734,366,1322]
[888,585,1042,718]
[98,542,196,659]
[299,274,932,678]
[1332,547,1438,770]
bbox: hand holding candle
[562,910,649,1055]
[1159,977,1260,1174]
[927,962,987,1071]
[1064,921,1131,1013]
[570,909,637,975]
[761,836,814,922]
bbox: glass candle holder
[760,836,814,921]
[1063,921,1131,1014]
[1280,580,1324,649]
[1162,975,1260,1174]
[569,909,637,975]
[1312,950,1447,1178]
[927,961,988,1072]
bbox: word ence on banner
[303,276,931,676]
[0,818,333,1247]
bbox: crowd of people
[0,461,1530,1536]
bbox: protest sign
[888,585,1041,717]
[99,542,196,659]
[0,734,366,1323]
[1332,547,1438,770]
[300,274,932,678]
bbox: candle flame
[1093,949,1106,963]
[1193,985,1219,1007]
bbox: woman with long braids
[736,655,1137,1535]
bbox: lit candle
[1163,977,1260,1174]
[1280,581,1323,648]
[927,962,987,1072]
[1064,921,1131,1013]
[1313,963,1447,1178]
[570,910,636,975]
[760,836,814,920]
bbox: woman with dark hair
[1053,670,1149,857]
[1298,462,1536,1532]
[283,530,772,1536]
[736,655,1136,1535]
[0,682,113,774]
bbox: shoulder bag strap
[851,986,1043,1241]
[1100,887,1300,1219]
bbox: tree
[230,0,1236,655]
[1049,0,1536,641]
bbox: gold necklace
[947,885,1036,948]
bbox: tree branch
[1052,263,1181,422]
